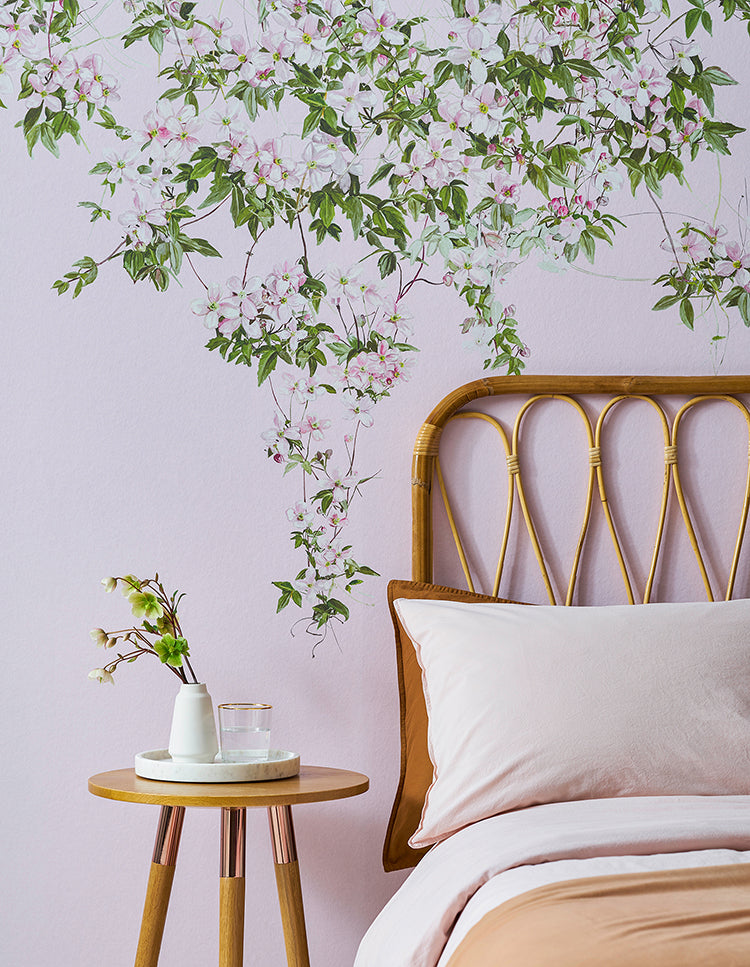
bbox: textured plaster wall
[3,11,750,967]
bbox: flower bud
[88,668,114,684]
[101,577,117,592]
[90,628,109,647]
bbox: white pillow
[394,597,750,848]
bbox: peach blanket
[446,863,750,967]
[355,797,750,967]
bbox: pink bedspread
[355,796,750,967]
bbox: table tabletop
[89,765,369,808]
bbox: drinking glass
[218,703,272,762]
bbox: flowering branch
[4,0,750,636]
[88,574,198,684]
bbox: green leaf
[368,162,395,187]
[346,195,363,237]
[653,293,682,310]
[679,297,695,329]
[257,348,278,385]
[180,235,222,258]
[319,193,335,227]
[378,251,397,278]
[739,291,750,326]
[39,124,60,157]
[148,25,164,53]
[685,7,701,34]
[702,66,736,85]
[529,71,546,101]
[198,179,233,210]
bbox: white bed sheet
[355,796,750,967]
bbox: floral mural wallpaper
[3,0,750,964]
[3,0,749,634]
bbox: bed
[356,375,750,967]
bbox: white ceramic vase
[168,683,219,763]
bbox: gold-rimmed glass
[218,703,272,762]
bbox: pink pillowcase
[394,597,750,848]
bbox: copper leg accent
[219,807,246,967]
[134,805,185,967]
[268,805,310,967]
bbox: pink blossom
[621,64,670,109]
[327,266,364,305]
[79,54,120,106]
[255,32,295,83]
[25,73,64,111]
[136,107,172,151]
[422,136,460,188]
[206,15,232,38]
[357,0,405,51]
[716,242,750,276]
[183,23,214,57]
[262,413,301,455]
[666,39,699,75]
[282,373,322,404]
[598,77,632,122]
[524,27,561,65]
[103,147,139,184]
[448,247,491,288]
[326,74,378,127]
[165,112,202,156]
[269,261,306,297]
[0,49,15,99]
[219,35,255,72]
[446,26,503,84]
[631,120,665,151]
[327,467,357,501]
[492,174,520,203]
[287,501,316,526]
[285,15,328,68]
[463,84,508,138]
[343,396,375,426]
[452,0,504,35]
[298,414,332,441]
[393,146,430,191]
[190,284,241,330]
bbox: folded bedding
[443,862,750,967]
[355,796,750,967]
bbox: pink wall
[3,8,750,967]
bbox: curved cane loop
[413,422,442,457]
[671,396,750,601]
[594,396,672,605]
[435,412,512,594]
[512,396,595,606]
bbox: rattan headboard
[412,375,750,604]
[383,374,750,872]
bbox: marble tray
[134,749,300,783]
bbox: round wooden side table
[88,765,369,967]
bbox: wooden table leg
[268,805,310,967]
[135,805,185,967]
[220,807,246,967]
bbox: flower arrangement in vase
[89,573,218,762]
